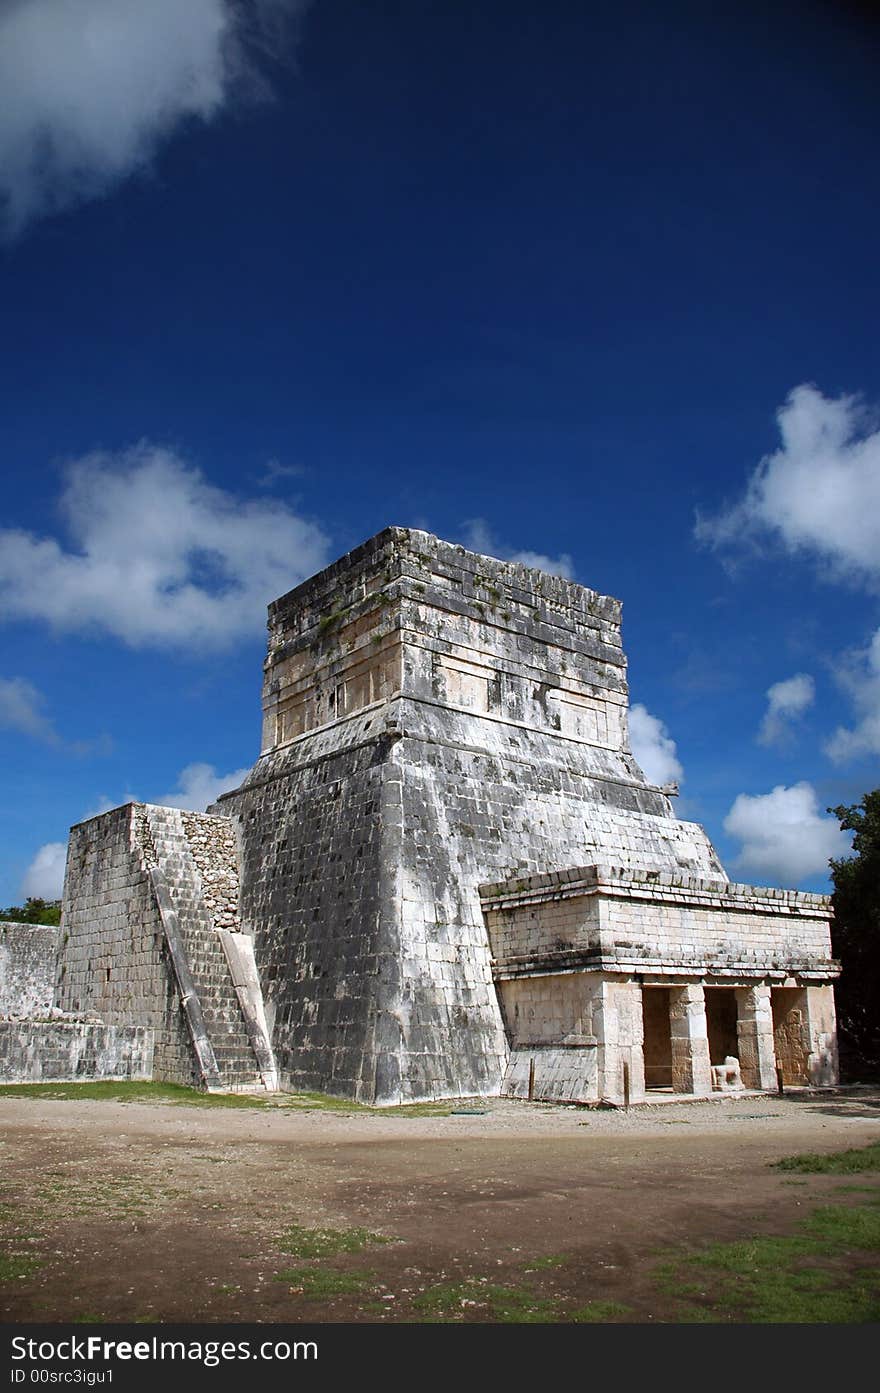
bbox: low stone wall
[502,1044,598,1103]
[0,1022,154,1084]
[0,921,59,1018]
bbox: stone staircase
[143,806,267,1092]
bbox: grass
[0,1079,462,1116]
[773,1141,880,1174]
[0,1081,267,1108]
[273,1267,375,1299]
[31,1170,177,1220]
[652,1202,880,1323]
[412,1279,558,1323]
[0,1253,42,1281]
[570,1300,634,1322]
[278,1224,394,1259]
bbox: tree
[828,790,880,1078]
[0,897,61,926]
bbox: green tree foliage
[829,790,880,1077]
[0,897,61,926]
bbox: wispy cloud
[0,0,308,237]
[757,672,815,747]
[723,781,850,885]
[825,626,880,763]
[0,676,60,745]
[0,443,330,650]
[20,841,67,900]
[154,761,250,810]
[627,703,683,787]
[461,518,575,579]
[256,457,305,489]
[696,384,880,588]
[19,760,249,900]
[0,675,112,756]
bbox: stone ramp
[144,806,269,1092]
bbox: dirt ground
[1,1086,879,1324]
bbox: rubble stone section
[213,527,729,1104]
[0,921,59,1018]
[179,811,241,932]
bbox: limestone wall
[0,921,59,1018]
[0,1022,153,1083]
[216,729,393,1101]
[58,804,197,1085]
[483,866,836,980]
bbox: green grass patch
[278,1224,394,1259]
[804,1204,880,1249]
[773,1141,880,1174]
[524,1253,568,1270]
[374,1102,455,1117]
[652,1202,880,1323]
[570,1300,634,1322]
[33,1171,175,1220]
[0,1081,268,1108]
[412,1279,558,1323]
[0,1080,486,1117]
[274,1267,375,1299]
[0,1252,41,1281]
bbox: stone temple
[0,528,839,1102]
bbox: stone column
[592,976,645,1105]
[669,985,713,1096]
[804,984,838,1086]
[736,985,777,1089]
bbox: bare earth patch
[1,1086,879,1324]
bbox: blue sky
[1,0,878,905]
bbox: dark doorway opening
[642,987,672,1089]
[705,988,739,1065]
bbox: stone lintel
[480,863,831,917]
[492,953,839,982]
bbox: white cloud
[0,676,59,744]
[81,795,118,820]
[0,443,330,650]
[20,841,67,900]
[462,518,575,579]
[696,384,880,587]
[155,762,250,811]
[757,672,815,747]
[824,626,880,762]
[723,782,851,885]
[0,0,306,236]
[17,767,245,903]
[628,703,683,787]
